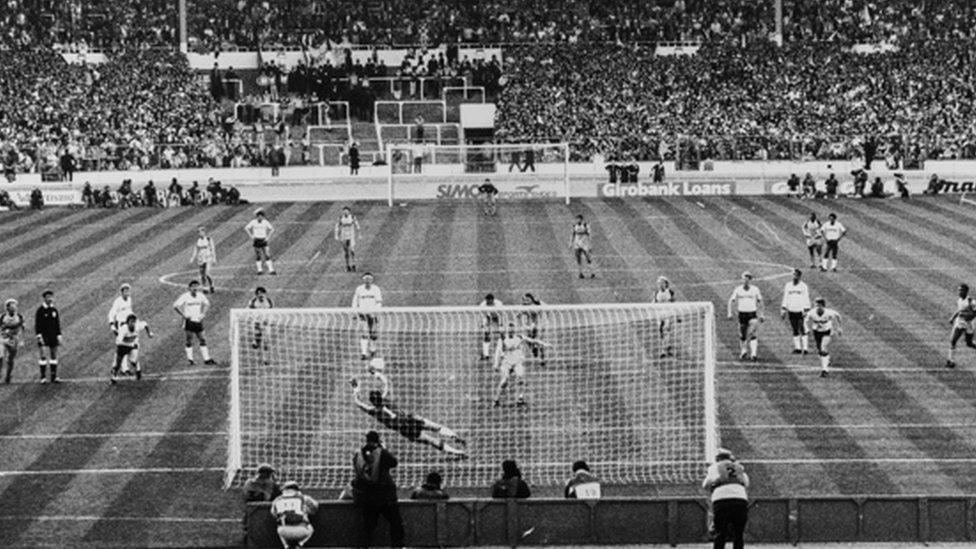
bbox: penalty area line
[0,515,239,523]
[0,466,224,477]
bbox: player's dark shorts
[824,240,839,258]
[183,320,205,333]
[252,238,268,249]
[391,414,424,440]
[37,334,60,348]
[807,241,822,252]
[358,314,378,333]
[813,330,831,350]
[738,311,758,340]
[786,312,806,336]
[115,344,137,361]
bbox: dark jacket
[34,304,61,338]
[352,445,399,505]
[491,476,530,498]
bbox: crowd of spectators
[3,1,976,173]
[3,0,974,52]
[181,0,976,50]
[497,39,976,162]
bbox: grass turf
[0,196,975,546]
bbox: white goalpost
[225,302,717,489]
[385,143,572,206]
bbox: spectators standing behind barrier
[563,460,601,499]
[352,430,404,548]
[491,459,531,498]
[270,481,319,549]
[243,463,281,543]
[703,448,749,549]
[411,471,449,500]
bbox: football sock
[266,260,275,272]
[39,360,47,379]
[830,259,837,270]
[749,339,758,357]
[821,258,828,269]
[255,261,263,273]
[948,346,956,361]
[792,336,801,350]
[50,361,57,379]
[360,338,369,357]
[185,347,194,360]
[820,354,830,370]
[201,347,211,361]
[801,336,809,351]
[482,341,490,357]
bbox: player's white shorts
[953,318,974,334]
[277,524,313,547]
[500,359,525,379]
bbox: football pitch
[1,195,975,547]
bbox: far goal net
[386,142,571,205]
[225,302,716,489]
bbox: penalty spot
[695,201,706,209]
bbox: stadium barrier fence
[245,496,976,547]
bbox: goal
[386,143,572,205]
[225,302,717,489]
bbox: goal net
[386,143,571,205]
[225,302,717,489]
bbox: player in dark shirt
[351,366,467,458]
[34,290,62,383]
[477,178,499,216]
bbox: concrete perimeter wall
[245,497,976,547]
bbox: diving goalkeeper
[351,368,467,459]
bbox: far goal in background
[225,302,717,489]
[386,143,572,205]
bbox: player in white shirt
[570,215,595,279]
[805,298,842,377]
[479,293,503,359]
[173,280,215,365]
[492,322,549,407]
[820,213,846,272]
[802,213,823,269]
[780,269,812,354]
[351,272,383,359]
[189,226,217,294]
[727,272,764,361]
[244,208,277,275]
[334,206,360,272]
[107,283,134,334]
[111,313,153,384]
[655,276,676,357]
[946,283,976,369]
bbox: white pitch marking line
[0,373,225,385]
[0,431,227,441]
[0,515,239,523]
[0,467,224,476]
[4,423,976,442]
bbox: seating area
[3,0,974,51]
[496,40,976,162]
[2,1,976,173]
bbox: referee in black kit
[34,290,63,383]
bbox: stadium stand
[3,0,976,176]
